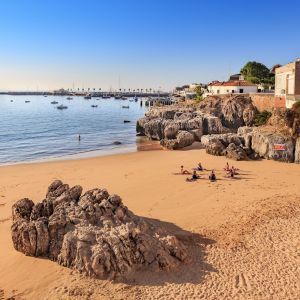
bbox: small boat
[102,94,110,99]
[10,100,13,102]
[57,104,68,110]
[134,96,139,102]
[121,96,127,100]
[66,97,73,100]
[91,104,98,108]
[44,95,48,97]
[114,95,122,99]
[124,120,131,123]
[96,98,100,100]
[51,101,58,104]
[129,99,134,102]
[122,105,129,109]
[84,95,91,100]
[25,100,30,103]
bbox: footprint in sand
[234,273,252,291]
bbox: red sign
[273,144,286,151]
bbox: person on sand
[181,165,191,175]
[197,162,204,171]
[231,166,239,175]
[209,170,216,181]
[225,168,235,179]
[186,170,200,182]
[224,162,230,171]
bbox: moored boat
[57,104,68,110]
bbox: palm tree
[150,88,152,93]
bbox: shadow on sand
[119,216,217,287]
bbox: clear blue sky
[0,0,299,91]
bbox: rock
[225,143,248,161]
[205,140,225,156]
[176,131,195,149]
[251,131,295,162]
[164,122,180,139]
[202,115,225,135]
[201,133,242,147]
[11,181,188,279]
[294,138,300,163]
[199,95,257,128]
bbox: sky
[0,0,300,92]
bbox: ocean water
[0,95,147,164]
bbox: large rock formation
[136,95,257,150]
[238,127,296,163]
[198,95,257,128]
[11,181,188,279]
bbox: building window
[232,90,235,93]
[239,89,244,93]
[226,90,229,93]
[217,90,220,94]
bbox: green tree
[194,85,204,101]
[240,61,270,84]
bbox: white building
[275,59,300,108]
[207,80,258,95]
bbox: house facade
[207,80,257,95]
[275,59,300,108]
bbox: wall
[250,93,276,112]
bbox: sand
[0,149,299,299]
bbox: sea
[0,94,147,165]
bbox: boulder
[176,131,195,149]
[201,133,243,147]
[251,131,295,162]
[11,181,188,279]
[160,131,195,150]
[205,140,225,156]
[225,143,248,161]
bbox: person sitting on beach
[181,165,191,175]
[197,162,204,171]
[229,168,235,178]
[209,170,216,181]
[231,166,239,175]
[186,170,200,182]
[224,162,230,171]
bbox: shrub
[254,110,272,126]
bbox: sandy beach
[0,149,299,299]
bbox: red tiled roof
[208,80,256,87]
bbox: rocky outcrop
[295,138,300,163]
[238,127,296,162]
[11,181,188,279]
[198,95,257,128]
[224,143,248,161]
[137,95,257,150]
